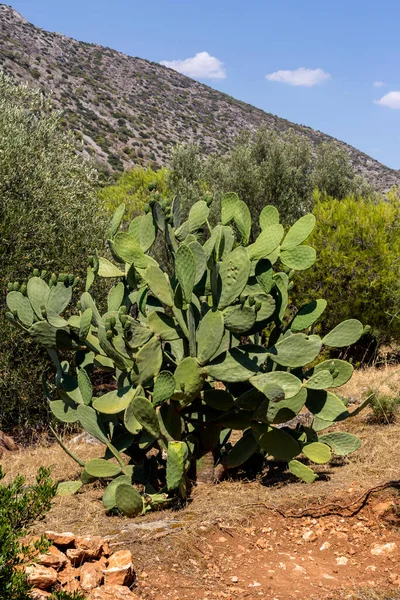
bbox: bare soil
[2,366,400,600]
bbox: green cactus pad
[46,282,73,314]
[79,308,93,340]
[175,220,189,242]
[57,481,83,496]
[27,277,50,319]
[112,232,147,268]
[80,292,101,326]
[250,371,302,399]
[280,246,316,271]
[206,345,268,382]
[219,410,253,430]
[288,459,317,483]
[225,431,258,469]
[171,196,181,228]
[49,398,78,423]
[46,311,69,328]
[158,402,182,441]
[232,200,251,246]
[77,369,92,405]
[98,257,124,278]
[124,399,143,435]
[145,264,174,307]
[6,291,34,327]
[125,318,153,348]
[173,357,204,404]
[153,371,176,406]
[175,244,196,305]
[187,241,207,284]
[218,247,251,310]
[306,390,348,422]
[107,203,125,239]
[304,369,334,390]
[266,388,307,424]
[273,272,289,321]
[85,458,122,478]
[247,224,284,261]
[291,299,327,332]
[318,432,361,456]
[223,305,256,334]
[115,483,144,517]
[166,441,187,490]
[196,309,225,365]
[252,425,300,461]
[302,442,331,464]
[107,282,125,312]
[29,321,69,349]
[234,388,265,411]
[93,386,136,414]
[147,311,180,341]
[322,319,364,348]
[188,200,210,232]
[134,336,163,384]
[130,396,161,439]
[203,388,234,411]
[259,205,280,230]
[77,405,109,445]
[281,213,316,250]
[102,475,132,513]
[268,333,322,368]
[255,259,274,294]
[221,192,239,225]
[138,212,156,252]
[309,359,353,388]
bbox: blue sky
[8,0,400,169]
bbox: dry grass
[338,364,400,402]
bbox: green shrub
[293,192,400,346]
[0,73,105,432]
[99,166,170,220]
[367,390,400,424]
[6,194,365,516]
[0,466,57,600]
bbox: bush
[293,192,400,347]
[0,466,57,600]
[99,166,170,220]
[367,390,400,424]
[0,73,105,432]
[167,128,373,227]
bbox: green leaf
[259,205,280,230]
[318,432,361,456]
[145,264,174,307]
[175,244,196,304]
[27,277,49,319]
[322,319,364,348]
[218,246,251,310]
[291,299,327,332]
[107,282,125,312]
[188,200,210,232]
[77,369,92,405]
[304,370,334,390]
[196,309,225,365]
[134,336,163,384]
[98,257,124,278]
[281,214,316,250]
[302,442,331,464]
[112,232,147,267]
[253,425,300,461]
[221,192,239,225]
[166,441,187,490]
[310,359,353,388]
[250,371,302,399]
[269,334,322,368]
[288,459,317,483]
[153,371,176,406]
[57,481,83,496]
[107,203,125,238]
[115,483,143,517]
[85,458,122,478]
[306,390,349,422]
[234,200,251,245]
[130,396,161,439]
[102,475,132,513]
[92,386,136,414]
[280,246,316,270]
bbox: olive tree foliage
[168,128,373,227]
[311,142,373,199]
[0,73,105,430]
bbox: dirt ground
[2,366,400,600]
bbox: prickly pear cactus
[6,193,366,515]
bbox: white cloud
[374,91,400,109]
[160,51,226,80]
[266,67,331,87]
[373,81,385,88]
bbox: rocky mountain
[0,3,399,189]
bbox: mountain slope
[0,3,399,190]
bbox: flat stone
[103,550,135,587]
[45,531,75,546]
[37,546,68,570]
[57,560,81,585]
[25,565,58,589]
[62,578,81,594]
[87,584,141,600]
[29,589,52,599]
[336,556,349,566]
[67,536,105,565]
[370,542,397,556]
[319,542,331,551]
[372,502,394,518]
[81,561,104,592]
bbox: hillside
[0,3,399,190]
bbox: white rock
[302,530,314,541]
[336,556,349,566]
[293,564,307,574]
[323,573,336,580]
[231,576,238,583]
[249,582,261,587]
[370,542,397,556]
[320,542,331,551]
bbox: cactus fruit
[6,195,366,514]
